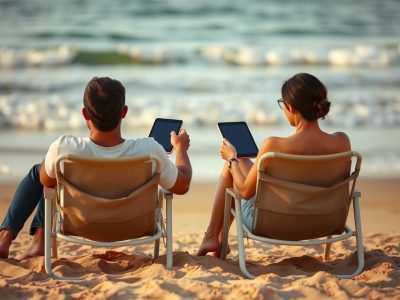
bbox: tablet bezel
[217,121,259,158]
[148,118,183,153]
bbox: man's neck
[89,129,125,147]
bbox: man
[0,77,192,259]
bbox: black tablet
[218,122,259,158]
[149,118,183,153]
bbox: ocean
[0,0,399,181]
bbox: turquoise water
[0,0,399,180]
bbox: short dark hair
[281,73,330,121]
[83,77,126,131]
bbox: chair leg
[352,197,365,276]
[52,236,58,259]
[51,211,58,259]
[44,197,54,277]
[154,208,161,259]
[337,196,364,279]
[324,236,332,261]
[220,192,232,260]
[165,197,173,268]
[234,198,256,279]
[45,198,82,281]
[154,239,160,259]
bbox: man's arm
[39,160,57,187]
[168,129,192,195]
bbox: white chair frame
[44,154,173,280]
[220,151,364,279]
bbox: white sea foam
[1,43,399,69]
[199,44,400,67]
[0,46,75,68]
[0,164,10,175]
[26,46,75,67]
[118,46,187,64]
[0,93,399,130]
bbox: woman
[197,73,351,256]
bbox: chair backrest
[252,151,361,240]
[54,154,161,242]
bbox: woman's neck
[294,118,321,134]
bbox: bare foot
[17,228,44,260]
[212,243,231,258]
[196,233,220,256]
[0,229,13,258]
[211,231,231,258]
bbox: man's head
[83,77,127,131]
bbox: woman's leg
[0,164,44,258]
[196,162,233,256]
[197,158,253,256]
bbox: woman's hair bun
[315,98,331,119]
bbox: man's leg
[18,197,45,260]
[0,164,44,258]
[0,230,13,258]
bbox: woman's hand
[220,138,237,161]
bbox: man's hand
[171,128,190,152]
[168,128,192,195]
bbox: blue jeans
[0,164,44,239]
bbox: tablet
[218,122,259,158]
[149,118,183,153]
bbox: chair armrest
[160,188,172,196]
[44,187,56,200]
[160,188,173,197]
[226,188,242,199]
[159,188,173,202]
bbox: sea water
[0,0,399,181]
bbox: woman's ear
[286,103,297,114]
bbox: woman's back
[267,126,351,157]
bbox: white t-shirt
[44,135,178,190]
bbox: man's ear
[121,105,128,118]
[82,107,90,120]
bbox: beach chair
[43,154,173,280]
[220,151,364,279]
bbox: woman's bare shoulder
[259,136,286,153]
[332,131,351,151]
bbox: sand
[0,179,399,299]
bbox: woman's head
[281,73,330,121]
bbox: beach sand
[0,179,399,299]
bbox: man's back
[44,134,179,191]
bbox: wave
[1,43,399,68]
[0,93,399,131]
[25,31,157,42]
[126,4,241,17]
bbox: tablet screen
[218,122,259,158]
[149,118,183,153]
